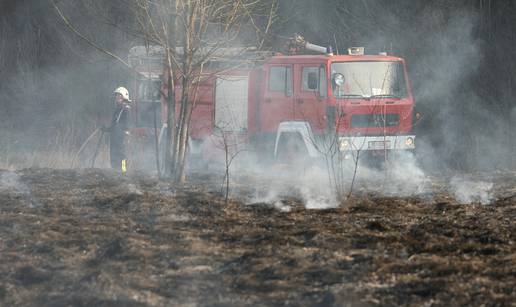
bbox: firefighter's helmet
[114,86,131,102]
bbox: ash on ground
[0,168,515,306]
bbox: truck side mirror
[307,72,318,90]
[414,111,423,123]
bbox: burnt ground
[0,168,515,306]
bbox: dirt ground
[0,167,515,306]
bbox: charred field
[0,168,515,306]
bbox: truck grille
[350,114,399,128]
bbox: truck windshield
[331,61,407,98]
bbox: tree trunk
[165,60,175,177]
[173,0,195,182]
[174,75,190,182]
[164,0,177,178]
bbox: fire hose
[70,128,102,168]
[91,129,105,168]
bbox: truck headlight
[339,139,350,151]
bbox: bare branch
[51,0,131,69]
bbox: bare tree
[53,0,277,181]
[307,115,362,201]
[139,0,277,182]
[211,125,246,204]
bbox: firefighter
[103,86,132,173]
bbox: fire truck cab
[248,48,416,161]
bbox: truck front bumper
[338,135,415,151]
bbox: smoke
[238,149,498,209]
[355,152,431,196]
[239,150,431,210]
[355,6,515,171]
[0,171,29,195]
[291,165,338,209]
[406,9,513,171]
[449,175,493,204]
[241,157,338,209]
[0,171,42,208]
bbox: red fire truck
[128,37,416,168]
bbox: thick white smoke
[355,152,431,196]
[241,150,431,210]
[449,175,493,204]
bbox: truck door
[260,64,294,133]
[294,64,327,133]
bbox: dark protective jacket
[109,103,131,170]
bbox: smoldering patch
[449,175,493,204]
